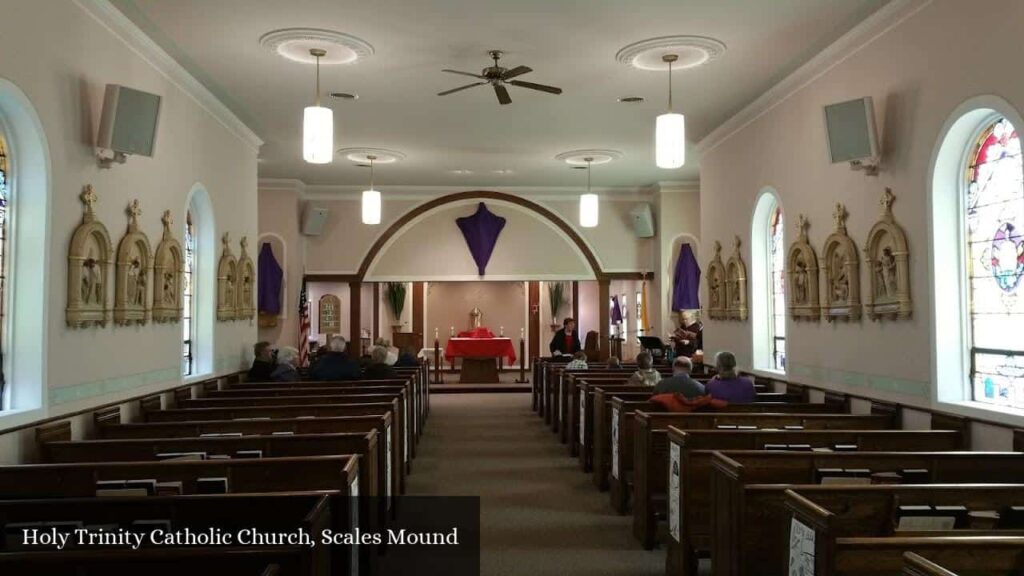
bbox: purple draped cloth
[456,202,506,276]
[258,242,284,315]
[672,243,701,311]
[611,295,623,323]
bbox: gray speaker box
[630,203,656,238]
[97,84,162,157]
[301,204,329,236]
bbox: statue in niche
[217,232,238,321]
[67,185,114,328]
[152,209,184,323]
[235,236,255,320]
[113,199,152,326]
[786,214,820,320]
[725,235,748,321]
[822,203,861,322]
[794,260,808,304]
[706,241,727,320]
[864,188,912,320]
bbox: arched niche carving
[864,188,912,320]
[725,235,748,321]
[319,294,341,335]
[67,185,113,328]
[236,236,255,320]
[706,240,727,320]
[786,214,820,320]
[822,203,861,322]
[152,210,184,324]
[113,199,152,326]
[217,232,238,321]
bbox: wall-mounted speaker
[630,203,656,238]
[97,84,162,157]
[301,204,329,236]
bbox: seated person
[670,310,703,358]
[310,335,361,381]
[704,351,756,403]
[270,346,300,382]
[394,346,420,367]
[606,355,622,369]
[565,351,589,370]
[549,317,582,356]
[364,345,398,379]
[628,352,661,387]
[247,341,276,382]
[654,356,706,398]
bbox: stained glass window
[183,210,195,376]
[635,290,644,338]
[966,118,1024,408]
[769,204,786,371]
[0,134,8,391]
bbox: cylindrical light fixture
[362,155,381,225]
[303,49,334,164]
[655,54,686,169]
[579,158,599,228]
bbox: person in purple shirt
[704,351,757,404]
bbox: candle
[434,327,439,340]
[520,327,525,339]
[450,326,455,337]
[500,326,504,337]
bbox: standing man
[549,317,582,356]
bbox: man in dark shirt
[671,310,704,358]
[654,357,706,398]
[549,317,582,356]
[310,335,361,381]
[364,346,398,380]
[247,341,276,382]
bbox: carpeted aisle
[404,393,664,576]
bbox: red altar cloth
[444,337,517,364]
[457,327,495,339]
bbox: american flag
[297,279,310,368]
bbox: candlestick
[499,326,504,337]
[520,327,525,340]
[434,327,439,340]
[450,326,455,337]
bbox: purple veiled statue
[258,242,284,315]
[672,243,701,311]
[456,202,507,276]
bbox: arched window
[751,190,785,372]
[182,210,196,376]
[964,118,1024,408]
[0,133,9,393]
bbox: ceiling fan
[438,50,563,105]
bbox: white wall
[698,0,1024,421]
[0,0,258,460]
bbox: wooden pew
[555,369,673,441]
[706,451,1024,576]
[96,413,401,501]
[783,485,1024,576]
[610,400,846,513]
[902,550,1024,576]
[641,427,964,553]
[0,493,332,576]
[578,383,656,471]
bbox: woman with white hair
[363,345,398,380]
[270,346,301,382]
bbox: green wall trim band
[49,355,244,406]
[788,362,929,398]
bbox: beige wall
[697,0,1024,423]
[0,0,258,461]
[426,282,526,365]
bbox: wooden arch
[356,190,605,281]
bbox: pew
[706,451,1024,576]
[96,414,400,501]
[639,428,965,553]
[609,400,847,513]
[902,550,1024,576]
[0,493,332,576]
[577,383,656,471]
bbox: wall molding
[697,0,933,155]
[74,0,263,151]
[259,178,656,201]
[788,361,929,398]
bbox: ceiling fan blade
[494,84,512,105]
[501,65,532,80]
[508,80,563,95]
[438,82,487,96]
[442,69,486,79]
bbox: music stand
[638,336,668,361]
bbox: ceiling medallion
[615,35,726,71]
[555,149,623,166]
[259,28,375,65]
[337,147,406,164]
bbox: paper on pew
[896,516,956,531]
[579,394,586,446]
[669,442,681,542]
[611,407,620,480]
[788,518,815,576]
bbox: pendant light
[579,157,599,228]
[362,155,382,225]
[303,48,333,164]
[655,54,686,169]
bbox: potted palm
[384,282,407,331]
[548,281,566,331]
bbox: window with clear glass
[769,205,786,371]
[183,210,195,376]
[0,134,9,395]
[965,118,1024,408]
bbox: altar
[444,327,517,383]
